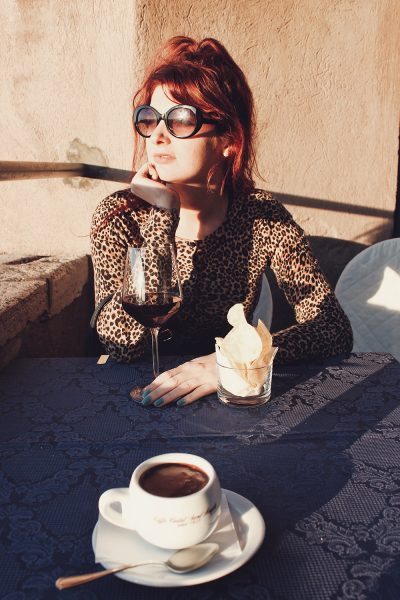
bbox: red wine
[122,293,181,327]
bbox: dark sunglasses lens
[136,107,158,137]
[167,107,197,137]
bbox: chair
[252,273,273,329]
[335,238,400,361]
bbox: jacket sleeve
[268,206,353,363]
[90,193,179,362]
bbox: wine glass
[122,243,182,401]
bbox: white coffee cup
[98,452,222,549]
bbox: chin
[161,175,195,185]
[156,167,204,186]
[153,166,178,182]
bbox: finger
[140,368,182,405]
[144,365,189,393]
[133,162,161,184]
[145,373,192,403]
[130,164,150,189]
[141,360,208,406]
[136,162,151,178]
[177,384,215,407]
[148,163,160,180]
[143,369,177,392]
[154,379,199,407]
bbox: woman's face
[145,85,226,186]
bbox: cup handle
[98,488,132,528]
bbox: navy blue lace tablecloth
[1,353,400,600]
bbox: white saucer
[92,488,265,588]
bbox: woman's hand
[131,163,180,210]
[135,353,218,407]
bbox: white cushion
[335,238,400,361]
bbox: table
[1,353,400,599]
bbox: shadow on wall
[274,191,393,220]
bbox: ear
[222,146,231,158]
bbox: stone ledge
[0,278,48,347]
[0,255,90,349]
[0,337,22,372]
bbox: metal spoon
[55,542,219,589]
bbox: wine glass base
[129,385,146,402]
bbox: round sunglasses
[134,104,217,139]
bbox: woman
[91,36,352,407]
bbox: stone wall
[0,255,94,369]
[136,0,400,245]
[1,1,399,255]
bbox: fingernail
[176,398,186,407]
[154,398,165,407]
[141,395,152,406]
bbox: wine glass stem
[150,327,160,378]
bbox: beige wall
[0,0,137,255]
[1,0,399,255]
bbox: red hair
[92,37,257,235]
[133,36,257,194]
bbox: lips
[152,154,175,163]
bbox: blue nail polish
[142,389,151,399]
[177,398,186,407]
[141,395,152,406]
[154,398,165,407]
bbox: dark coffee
[139,462,209,498]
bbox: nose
[150,119,171,144]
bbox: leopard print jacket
[90,187,353,364]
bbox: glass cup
[216,357,275,407]
[122,243,182,402]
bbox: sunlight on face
[145,85,225,187]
